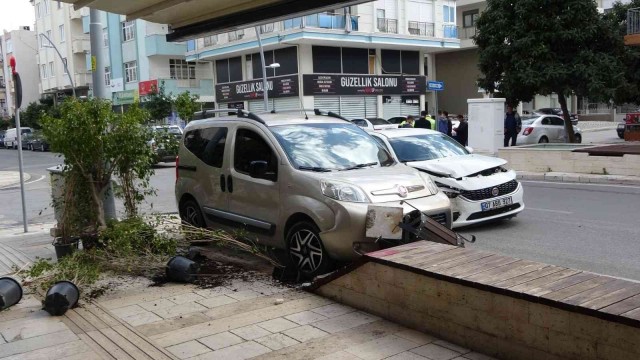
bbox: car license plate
[481,197,513,211]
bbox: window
[215,57,242,83]
[312,46,341,73]
[104,66,111,86]
[463,10,479,28]
[381,50,419,75]
[443,4,455,23]
[36,3,42,18]
[184,127,228,168]
[62,58,67,74]
[41,64,47,79]
[203,35,218,47]
[170,59,196,80]
[312,46,375,74]
[341,47,369,74]
[550,117,565,126]
[234,129,277,181]
[59,25,65,42]
[121,21,135,42]
[49,62,55,77]
[124,61,137,83]
[57,1,62,9]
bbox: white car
[517,115,582,144]
[371,128,525,228]
[351,118,398,130]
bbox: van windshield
[270,123,395,171]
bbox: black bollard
[44,281,79,316]
[0,277,23,311]
[166,256,200,283]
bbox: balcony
[146,34,187,56]
[71,37,91,54]
[459,26,477,40]
[625,8,640,46]
[160,78,214,97]
[74,72,92,87]
[283,13,359,31]
[443,24,458,39]
[377,18,398,34]
[259,23,275,34]
[228,30,245,42]
[408,21,435,36]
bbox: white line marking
[526,207,573,215]
[24,175,46,185]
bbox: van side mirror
[465,146,474,154]
[249,160,269,179]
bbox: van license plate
[481,197,513,211]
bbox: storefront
[303,74,426,119]
[215,74,300,113]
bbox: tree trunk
[89,184,107,229]
[557,93,576,143]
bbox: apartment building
[435,0,631,116]
[186,0,460,119]
[0,28,39,116]
[82,13,214,110]
[33,0,92,100]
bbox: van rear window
[184,127,228,168]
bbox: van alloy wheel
[289,229,323,274]
[179,199,205,228]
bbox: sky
[1,0,36,33]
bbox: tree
[606,0,640,106]
[174,91,200,123]
[475,0,625,143]
[144,81,173,122]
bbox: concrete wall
[498,146,640,176]
[434,48,482,115]
[316,261,640,360]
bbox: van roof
[186,110,350,130]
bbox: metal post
[89,8,116,220]
[40,33,76,98]
[255,26,269,112]
[15,109,28,233]
[1,32,13,117]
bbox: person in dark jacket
[454,114,468,146]
[445,111,453,137]
[414,111,431,129]
[504,106,520,147]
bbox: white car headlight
[320,180,369,203]
[418,172,440,195]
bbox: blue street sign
[427,81,445,91]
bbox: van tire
[179,199,206,229]
[286,221,332,279]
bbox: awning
[60,0,369,42]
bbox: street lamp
[39,33,76,98]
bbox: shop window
[312,46,341,73]
[382,50,420,75]
[274,47,298,76]
[381,50,401,74]
[401,51,420,75]
[342,47,369,74]
[215,56,242,84]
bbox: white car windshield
[389,133,468,162]
[270,123,395,171]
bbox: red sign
[139,79,158,96]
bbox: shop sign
[303,74,426,96]
[139,79,158,96]
[215,75,299,102]
[112,89,139,105]
[109,78,124,92]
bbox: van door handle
[220,175,226,192]
[227,175,233,193]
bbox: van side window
[234,129,278,181]
[184,127,228,168]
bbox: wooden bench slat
[561,279,631,306]
[542,276,614,301]
[412,248,469,268]
[451,256,520,278]
[524,272,595,296]
[494,265,565,289]
[600,293,640,315]
[426,251,495,272]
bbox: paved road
[2,147,639,281]
[582,128,623,144]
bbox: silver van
[175,110,451,277]
[4,128,32,149]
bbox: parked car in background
[0,131,5,148]
[517,115,582,144]
[617,122,625,139]
[175,110,451,277]
[351,118,398,130]
[533,108,579,126]
[387,116,407,125]
[149,125,183,163]
[371,128,524,228]
[29,132,50,152]
[3,128,32,149]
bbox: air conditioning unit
[21,26,30,31]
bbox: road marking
[0,175,46,190]
[526,207,573,215]
[24,175,46,185]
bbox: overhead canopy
[61,0,370,41]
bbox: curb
[517,172,640,186]
[0,172,32,189]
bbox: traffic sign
[427,80,444,91]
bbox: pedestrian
[445,111,453,137]
[504,105,520,147]
[437,111,448,134]
[426,113,436,130]
[453,114,468,146]
[414,111,431,129]
[400,115,415,128]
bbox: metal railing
[283,14,359,31]
[260,23,275,34]
[408,21,435,36]
[459,26,477,40]
[228,30,245,42]
[377,18,398,33]
[628,8,640,35]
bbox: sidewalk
[0,225,495,360]
[517,171,640,186]
[0,171,31,189]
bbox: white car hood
[408,154,507,179]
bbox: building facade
[33,0,92,100]
[83,13,214,112]
[186,0,460,119]
[0,28,40,116]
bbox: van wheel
[179,199,205,228]
[287,221,332,279]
